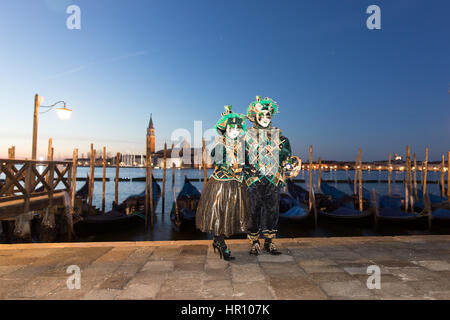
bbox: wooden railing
[0,159,74,218]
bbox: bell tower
[147,114,155,153]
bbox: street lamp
[32,93,72,160]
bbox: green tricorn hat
[215,105,246,135]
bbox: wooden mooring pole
[447,151,450,209]
[162,142,167,214]
[413,153,418,201]
[88,144,95,207]
[318,157,322,193]
[423,148,428,196]
[7,147,15,195]
[358,149,363,212]
[149,137,154,227]
[69,149,78,241]
[102,147,106,213]
[441,154,446,198]
[171,143,175,189]
[388,153,392,196]
[354,155,358,195]
[115,152,120,205]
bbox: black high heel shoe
[212,240,235,261]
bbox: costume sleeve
[279,135,291,163]
[210,142,226,167]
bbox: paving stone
[343,266,371,276]
[174,262,204,272]
[269,276,327,299]
[301,265,345,274]
[406,280,450,294]
[6,277,63,299]
[411,260,450,271]
[374,282,419,299]
[124,247,155,264]
[231,263,266,282]
[141,260,174,272]
[0,265,54,280]
[158,278,203,298]
[386,267,441,282]
[149,246,181,261]
[82,289,121,300]
[232,281,273,300]
[180,245,208,256]
[94,247,133,263]
[353,273,402,285]
[425,291,450,299]
[0,265,25,278]
[98,272,133,290]
[0,279,30,299]
[80,263,120,281]
[202,280,233,298]
[119,282,162,299]
[308,272,354,284]
[260,262,305,277]
[298,259,337,267]
[204,267,231,281]
[257,254,294,263]
[319,280,375,298]
[288,247,325,260]
[131,271,168,285]
[168,270,207,280]
[205,259,230,271]
[369,259,418,268]
[45,278,101,300]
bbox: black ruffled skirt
[196,177,250,237]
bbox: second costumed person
[196,106,251,261]
[245,96,292,255]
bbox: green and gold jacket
[210,136,247,183]
[244,126,291,187]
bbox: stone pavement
[0,235,449,300]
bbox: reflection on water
[69,168,447,243]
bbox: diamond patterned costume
[244,97,292,254]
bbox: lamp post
[31,93,72,160]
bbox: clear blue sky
[0,0,448,161]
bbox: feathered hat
[246,96,279,123]
[215,105,246,135]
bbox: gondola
[74,176,161,236]
[419,193,450,226]
[279,189,311,222]
[347,177,403,209]
[431,207,450,225]
[316,182,374,224]
[414,188,447,211]
[114,175,161,214]
[372,190,430,228]
[171,176,201,227]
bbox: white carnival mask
[226,126,241,139]
[256,109,272,128]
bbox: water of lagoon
[68,167,448,242]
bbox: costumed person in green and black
[196,106,251,261]
[245,96,292,255]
